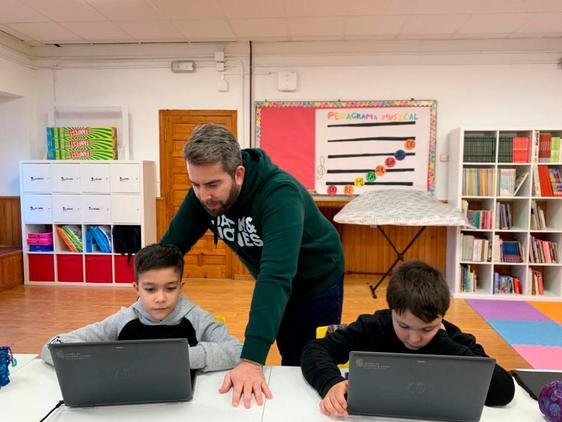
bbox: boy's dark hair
[183,123,242,178]
[386,260,450,323]
[134,243,184,282]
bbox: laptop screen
[49,338,193,407]
[347,351,495,422]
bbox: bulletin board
[255,100,437,195]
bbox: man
[161,123,344,408]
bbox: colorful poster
[315,106,432,195]
[256,100,437,194]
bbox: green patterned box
[47,127,117,151]
[47,126,116,140]
[49,148,117,160]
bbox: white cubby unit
[447,128,562,301]
[20,160,156,285]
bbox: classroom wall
[2,41,562,198]
[254,62,562,198]
[34,65,247,176]
[0,54,38,195]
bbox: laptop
[347,351,495,422]
[49,338,194,407]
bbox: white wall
[255,62,562,198]
[0,54,38,194]
[34,64,247,195]
[3,41,562,198]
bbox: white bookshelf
[19,160,156,285]
[447,128,562,301]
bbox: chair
[215,315,227,324]
[316,324,349,368]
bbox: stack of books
[462,168,494,196]
[47,127,118,160]
[537,133,561,163]
[461,234,491,262]
[535,166,562,196]
[529,235,560,263]
[460,265,478,293]
[498,134,531,163]
[466,209,493,229]
[493,272,522,295]
[463,134,496,162]
[493,236,523,263]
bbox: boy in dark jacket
[301,260,515,417]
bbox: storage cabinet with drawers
[19,160,156,285]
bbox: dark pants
[275,274,344,366]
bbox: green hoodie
[162,148,344,364]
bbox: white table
[1,355,268,422]
[264,366,546,422]
[0,358,548,422]
[11,353,38,373]
[333,189,467,297]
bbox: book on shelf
[513,172,529,195]
[461,265,478,293]
[498,168,516,196]
[512,136,530,163]
[529,269,545,295]
[495,202,512,230]
[532,166,541,196]
[537,166,554,196]
[552,136,561,162]
[548,167,562,196]
[530,200,547,230]
[500,240,523,263]
[538,133,552,163]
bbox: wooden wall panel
[155,198,447,280]
[0,196,21,246]
[341,225,446,275]
[0,251,23,291]
[156,197,167,240]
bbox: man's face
[186,161,244,217]
[134,267,184,321]
[391,309,442,350]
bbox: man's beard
[202,182,240,217]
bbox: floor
[0,276,530,369]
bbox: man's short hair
[134,243,184,282]
[183,123,242,177]
[386,260,450,322]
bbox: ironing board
[334,189,466,298]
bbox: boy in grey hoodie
[41,243,242,372]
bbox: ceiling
[1,0,562,47]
